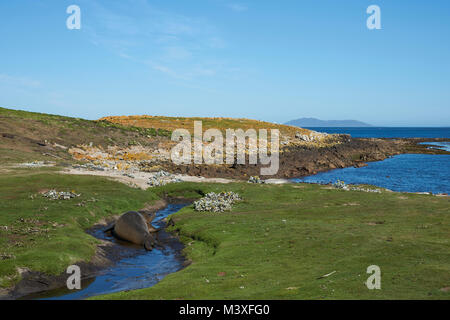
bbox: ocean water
[420,141,450,152]
[292,154,450,194]
[292,128,450,194]
[304,127,450,138]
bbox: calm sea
[293,127,450,194]
[304,127,450,138]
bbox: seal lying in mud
[108,211,157,251]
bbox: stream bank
[1,202,190,300]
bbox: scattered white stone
[42,190,81,200]
[18,161,55,168]
[248,176,265,184]
[72,163,106,171]
[147,170,181,187]
[295,131,328,142]
[333,180,382,193]
[194,192,241,212]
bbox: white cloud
[208,37,227,49]
[0,74,41,88]
[77,0,239,83]
[163,46,192,60]
[81,1,230,81]
[146,61,188,80]
[227,3,248,12]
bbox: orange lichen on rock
[97,115,345,150]
[98,115,312,138]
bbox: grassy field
[1,168,449,299]
[0,167,158,288]
[99,115,312,137]
[0,107,171,164]
[0,107,331,167]
[94,182,449,300]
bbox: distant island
[285,117,372,127]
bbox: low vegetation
[1,166,448,299]
[1,107,449,299]
[0,107,170,164]
[95,182,449,300]
[99,115,312,137]
[0,167,157,288]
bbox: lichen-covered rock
[72,163,106,171]
[154,170,171,178]
[18,161,55,168]
[333,180,348,190]
[42,190,81,200]
[147,170,181,187]
[333,180,381,193]
[295,131,328,142]
[193,192,241,212]
[248,176,265,184]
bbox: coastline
[160,137,450,179]
[1,134,449,300]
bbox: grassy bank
[1,168,449,299]
[0,167,158,288]
[0,107,170,164]
[99,114,312,137]
[96,182,450,299]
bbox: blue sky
[1,0,449,126]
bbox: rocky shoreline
[163,138,450,179]
[2,137,448,300]
[60,137,450,188]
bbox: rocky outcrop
[163,137,403,179]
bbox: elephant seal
[112,211,156,250]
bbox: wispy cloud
[80,0,233,82]
[146,62,187,80]
[208,37,227,49]
[227,3,248,12]
[0,74,81,113]
[163,46,192,60]
[0,74,41,88]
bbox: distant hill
[285,117,372,127]
[0,107,317,163]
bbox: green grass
[0,107,172,164]
[0,107,170,137]
[0,168,159,288]
[94,183,450,300]
[1,168,449,299]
